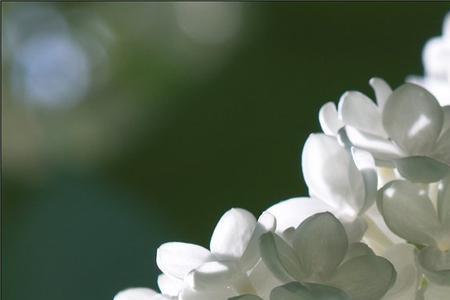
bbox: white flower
[320,79,450,183]
[156,208,276,300]
[259,212,396,300]
[230,282,351,300]
[267,134,374,239]
[408,12,450,106]
[381,244,421,300]
[266,133,402,253]
[378,176,450,286]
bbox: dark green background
[3,3,449,300]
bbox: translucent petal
[424,282,450,300]
[343,242,374,263]
[270,282,350,300]
[417,246,450,286]
[259,232,306,282]
[369,77,392,110]
[151,295,174,300]
[433,132,450,166]
[269,282,312,300]
[345,126,404,160]
[113,288,158,300]
[338,91,386,137]
[158,275,183,297]
[382,83,444,155]
[156,242,212,279]
[441,105,450,132]
[351,148,378,214]
[240,212,276,270]
[266,197,334,233]
[329,255,396,300]
[438,175,450,226]
[342,217,367,244]
[292,212,348,280]
[186,261,237,290]
[228,295,262,300]
[381,244,420,300]
[394,156,449,183]
[248,260,283,300]
[363,212,403,255]
[319,102,344,136]
[433,107,450,165]
[210,208,257,260]
[302,134,364,216]
[304,283,351,300]
[377,180,440,246]
[422,36,449,78]
[179,286,235,300]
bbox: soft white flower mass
[115,18,450,300]
[409,13,450,106]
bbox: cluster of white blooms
[409,13,450,106]
[114,78,450,300]
[115,16,450,300]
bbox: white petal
[377,180,440,246]
[381,244,420,300]
[369,77,392,110]
[423,36,449,78]
[351,148,378,214]
[186,261,237,290]
[228,295,262,300]
[270,282,351,300]
[269,282,311,300]
[319,102,344,136]
[114,288,158,300]
[292,212,348,280]
[266,197,364,243]
[302,134,364,216]
[382,83,444,155]
[417,246,450,285]
[240,212,276,270]
[266,197,334,233]
[338,91,386,137]
[258,212,276,231]
[342,217,367,244]
[156,242,212,279]
[259,232,306,282]
[408,76,450,106]
[158,275,184,297]
[345,126,404,160]
[248,260,283,300]
[433,131,450,166]
[151,295,174,300]
[210,208,257,260]
[438,175,450,227]
[441,105,450,132]
[363,206,404,255]
[343,242,374,263]
[179,286,235,300]
[433,106,450,165]
[394,156,449,183]
[329,255,396,300]
[424,282,450,300]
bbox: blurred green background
[2,3,449,300]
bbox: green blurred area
[2,3,449,300]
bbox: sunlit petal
[210,208,257,260]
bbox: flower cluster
[114,17,450,300]
[114,77,450,300]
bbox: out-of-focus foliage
[2,3,449,300]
